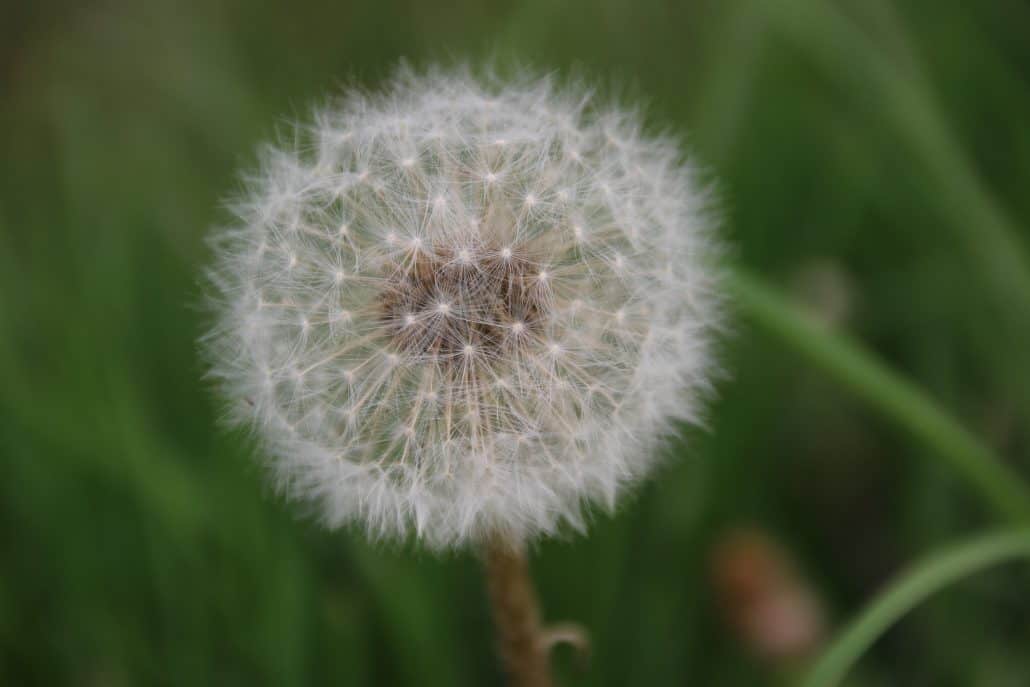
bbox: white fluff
[204,66,723,549]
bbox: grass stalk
[802,529,1030,687]
[731,268,1030,522]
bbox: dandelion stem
[802,528,1030,687]
[730,268,1030,522]
[483,540,553,687]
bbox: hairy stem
[803,529,1030,687]
[484,540,553,687]
[730,268,1030,522]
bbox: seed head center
[380,245,544,362]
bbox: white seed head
[204,66,723,549]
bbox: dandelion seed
[203,65,723,551]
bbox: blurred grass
[2,0,1030,685]
[802,528,1030,687]
[732,268,1030,523]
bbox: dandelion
[204,65,722,686]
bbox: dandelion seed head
[203,65,723,549]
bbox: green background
[3,0,1030,684]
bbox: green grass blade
[755,0,1030,325]
[731,268,1030,522]
[802,529,1030,687]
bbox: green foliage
[2,0,1029,684]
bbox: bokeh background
[3,0,1030,684]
